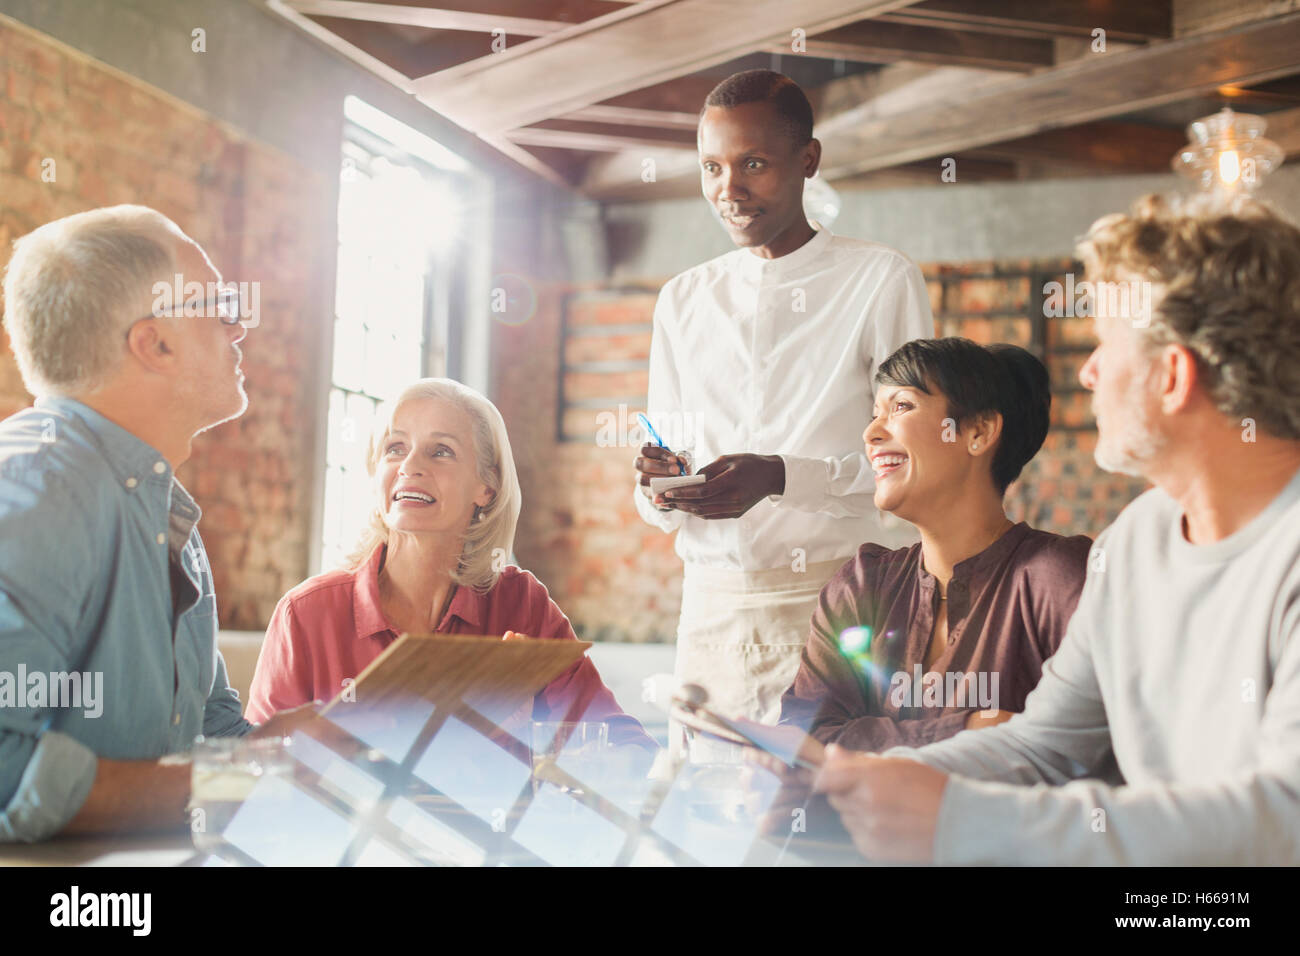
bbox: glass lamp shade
[1172,107,1284,192]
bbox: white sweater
[889,466,1300,864]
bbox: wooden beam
[970,122,1190,173]
[475,133,577,189]
[834,154,1019,188]
[505,120,696,152]
[772,20,1055,72]
[817,10,1300,180]
[597,74,722,114]
[583,12,1300,197]
[530,118,696,145]
[286,1,564,36]
[1262,105,1300,155]
[409,0,921,135]
[885,0,1173,43]
[497,141,593,186]
[808,61,1007,123]
[581,63,1007,197]
[268,0,416,91]
[582,144,703,200]
[303,15,530,77]
[1174,0,1288,37]
[266,0,576,187]
[560,104,700,131]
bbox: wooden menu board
[317,633,591,722]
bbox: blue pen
[637,413,685,475]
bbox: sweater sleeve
[918,590,1300,865]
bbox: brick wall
[493,283,682,644]
[0,20,334,630]
[493,259,1148,644]
[925,259,1150,533]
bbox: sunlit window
[319,104,467,571]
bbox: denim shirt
[0,397,251,842]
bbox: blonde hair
[346,378,521,593]
[1076,192,1300,440]
[2,205,183,396]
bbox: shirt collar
[735,220,832,281]
[445,579,485,632]
[916,521,1031,592]
[353,544,487,640]
[35,396,176,490]
[353,545,392,640]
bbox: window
[318,99,472,572]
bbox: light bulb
[1218,149,1241,185]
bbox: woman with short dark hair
[779,338,1091,751]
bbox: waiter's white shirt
[634,224,933,571]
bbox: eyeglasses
[137,288,244,326]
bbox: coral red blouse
[246,545,655,750]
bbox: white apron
[670,556,852,756]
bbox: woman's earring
[473,505,483,521]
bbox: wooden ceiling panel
[269,0,1299,196]
[288,0,629,31]
[304,15,535,78]
[408,0,919,134]
[881,0,1173,43]
[777,20,1056,72]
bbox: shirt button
[153,461,167,474]
[156,532,166,545]
[125,477,138,489]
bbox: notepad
[649,474,706,495]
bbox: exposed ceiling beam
[560,104,700,131]
[474,132,576,188]
[582,144,702,200]
[582,11,1300,196]
[409,0,920,135]
[303,15,532,77]
[268,0,417,91]
[581,63,1007,197]
[809,61,1007,124]
[769,20,1055,72]
[506,119,696,152]
[884,0,1173,43]
[816,10,1300,181]
[1261,104,1300,155]
[285,0,566,35]
[968,122,1190,172]
[1174,0,1288,37]
[598,74,723,114]
[835,154,1019,188]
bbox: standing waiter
[633,70,932,744]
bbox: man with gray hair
[815,193,1300,864]
[0,204,308,842]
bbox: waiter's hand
[635,443,690,509]
[814,744,947,863]
[658,453,785,519]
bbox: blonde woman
[247,378,655,751]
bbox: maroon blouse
[779,522,1090,752]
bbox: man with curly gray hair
[815,193,1300,865]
